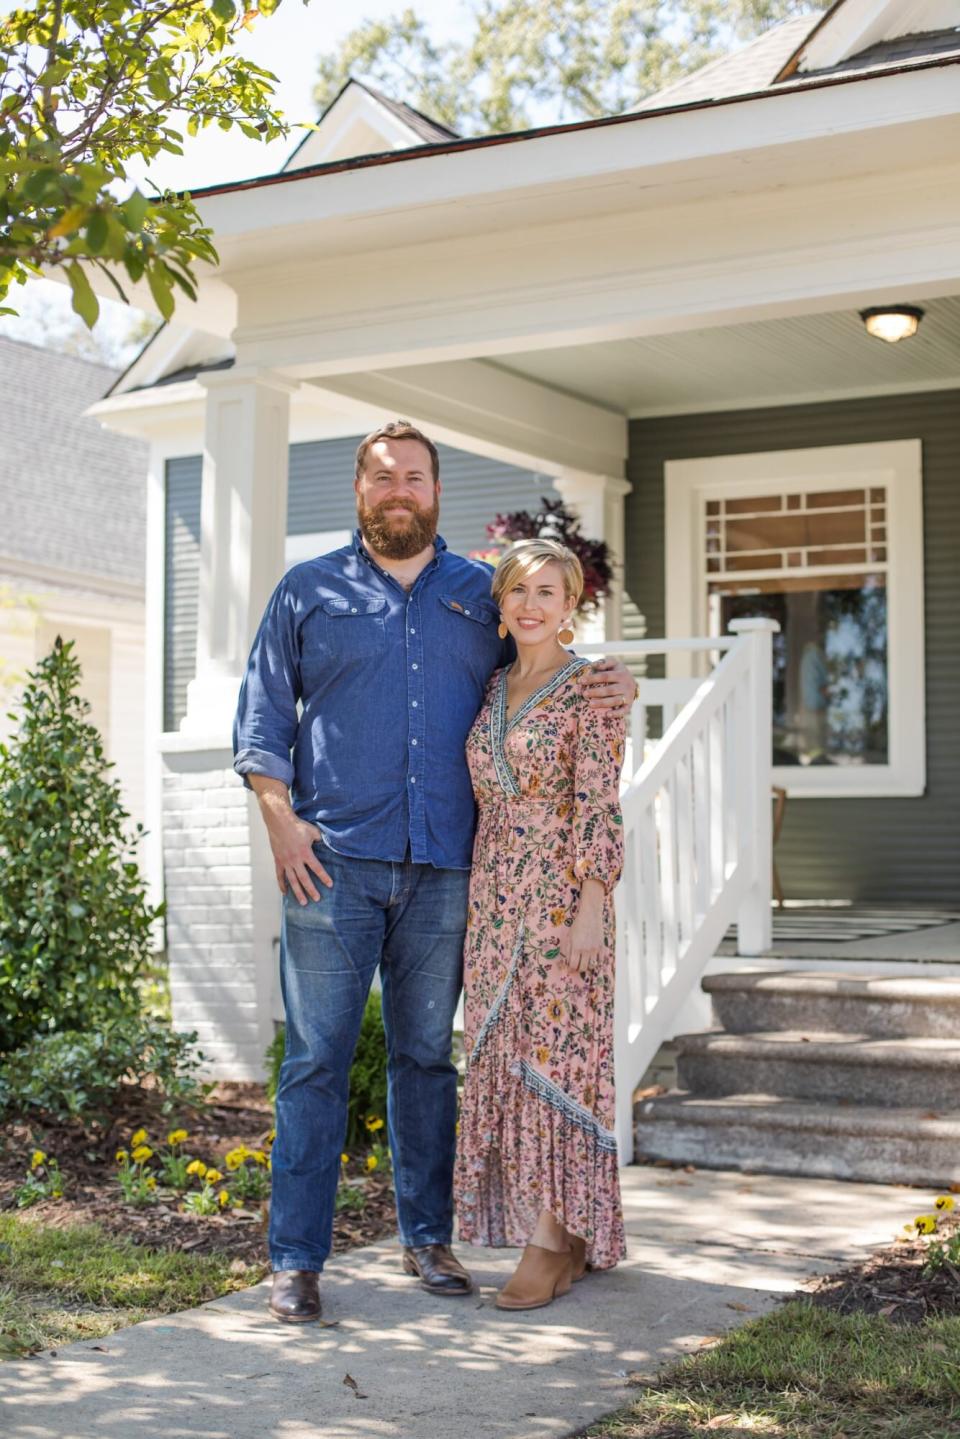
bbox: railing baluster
[659,777,678,978]
[674,750,695,950]
[708,707,725,896]
[692,725,710,916]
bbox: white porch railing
[578,618,778,1161]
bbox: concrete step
[634,1092,960,1188]
[675,1030,960,1109]
[704,970,960,1039]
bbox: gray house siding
[164,438,556,730]
[163,456,203,733]
[626,389,960,906]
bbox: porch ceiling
[492,293,960,416]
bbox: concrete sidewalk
[0,1165,921,1439]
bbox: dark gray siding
[626,390,960,906]
[163,457,202,732]
[164,438,556,729]
[287,437,556,551]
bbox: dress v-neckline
[489,655,589,799]
[500,655,588,734]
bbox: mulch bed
[807,1213,960,1325]
[0,1082,398,1269]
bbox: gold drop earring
[558,617,575,646]
[497,617,509,640]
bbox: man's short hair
[355,420,440,484]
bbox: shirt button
[411,700,418,708]
[351,607,358,613]
[411,738,418,746]
[412,663,418,670]
[410,776,417,784]
[465,609,471,615]
[409,627,416,634]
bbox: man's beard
[358,493,440,560]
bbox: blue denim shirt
[233,532,507,870]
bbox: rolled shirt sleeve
[233,578,302,789]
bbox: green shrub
[0,638,163,1052]
[268,989,388,1148]
[0,1015,207,1124]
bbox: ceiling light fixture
[860,305,925,343]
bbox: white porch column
[163,367,297,1079]
[552,470,631,642]
[182,367,298,735]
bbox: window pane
[713,576,889,768]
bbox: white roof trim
[797,0,960,72]
[282,81,436,171]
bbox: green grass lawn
[584,1302,960,1439]
[0,1214,264,1357]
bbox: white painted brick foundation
[161,743,279,1079]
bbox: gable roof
[281,77,459,173]
[634,16,814,110]
[636,3,960,110]
[0,337,147,588]
[778,0,960,78]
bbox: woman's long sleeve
[572,697,626,894]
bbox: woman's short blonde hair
[491,538,584,611]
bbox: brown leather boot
[495,1245,573,1311]
[402,1244,473,1295]
[269,1270,321,1323]
[569,1235,588,1282]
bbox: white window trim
[665,440,925,799]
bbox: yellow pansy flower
[224,1148,245,1171]
[365,1116,385,1132]
[131,1145,153,1163]
[186,1159,208,1178]
[205,1168,223,1184]
[934,1195,956,1212]
[366,1154,378,1172]
[115,1149,129,1164]
[131,1128,148,1147]
[217,1189,231,1208]
[914,1214,938,1234]
[341,1153,349,1165]
[167,1129,188,1147]
[250,1150,267,1166]
[265,1129,276,1146]
[146,1176,157,1190]
[30,1150,46,1170]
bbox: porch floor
[720,906,960,963]
[0,1165,924,1439]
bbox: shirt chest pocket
[438,595,498,641]
[321,597,386,660]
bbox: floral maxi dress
[454,656,627,1270]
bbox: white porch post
[183,367,297,736]
[730,617,777,956]
[552,470,631,642]
[162,368,297,1078]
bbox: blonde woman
[453,538,626,1310]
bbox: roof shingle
[0,337,148,587]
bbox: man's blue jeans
[269,841,469,1273]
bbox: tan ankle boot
[495,1245,573,1311]
[569,1235,588,1283]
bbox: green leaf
[146,263,174,321]
[210,0,236,19]
[120,189,149,231]
[85,211,107,253]
[66,262,99,328]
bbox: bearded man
[233,420,636,1323]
